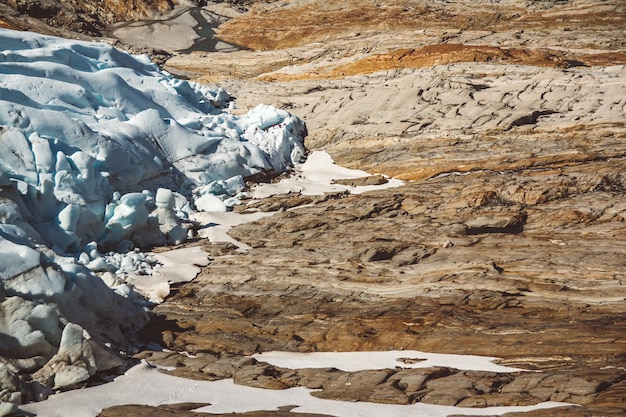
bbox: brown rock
[147,156,626,412]
[333,175,388,187]
[311,369,395,402]
[591,379,626,408]
[5,0,625,415]
[1,0,173,38]
[501,406,625,417]
[97,403,336,417]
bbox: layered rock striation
[1,0,625,416]
[142,1,626,416]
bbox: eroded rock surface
[1,0,625,416]
[0,0,174,36]
[215,64,626,181]
[135,154,626,414]
[98,403,334,417]
[134,1,626,416]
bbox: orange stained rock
[257,45,626,81]
[217,1,525,51]
[0,19,19,30]
[217,0,625,52]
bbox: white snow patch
[252,150,404,198]
[19,360,572,417]
[188,150,403,250]
[188,151,405,251]
[126,246,209,303]
[153,246,210,283]
[192,210,275,251]
[251,350,526,373]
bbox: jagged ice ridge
[0,28,306,413]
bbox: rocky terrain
[0,0,173,36]
[2,0,626,416]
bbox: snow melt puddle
[20,356,571,417]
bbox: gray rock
[33,323,122,390]
[0,401,18,417]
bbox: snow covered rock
[0,401,17,417]
[151,188,186,244]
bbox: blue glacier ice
[0,27,307,409]
[0,28,306,252]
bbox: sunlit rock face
[116,1,625,417]
[1,0,626,416]
[2,0,174,35]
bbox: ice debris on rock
[0,28,306,413]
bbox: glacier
[0,27,306,412]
